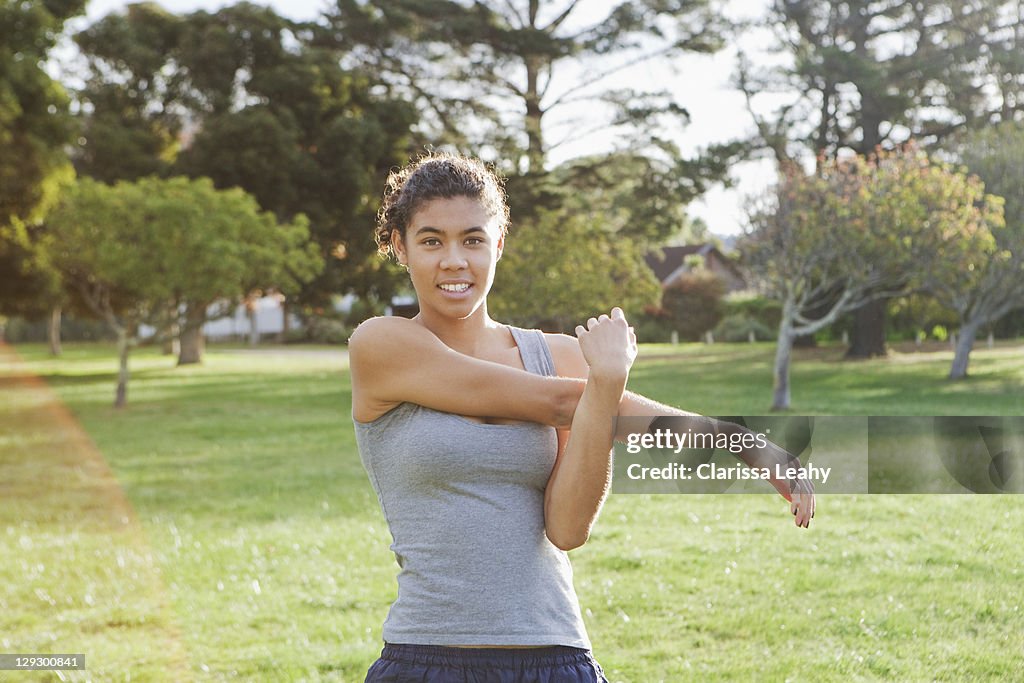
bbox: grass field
[1,340,1023,681]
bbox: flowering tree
[743,146,1002,410]
[939,122,1024,379]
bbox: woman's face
[392,195,504,321]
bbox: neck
[414,303,502,354]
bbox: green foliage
[327,0,728,172]
[888,293,959,342]
[552,149,725,247]
[47,176,322,318]
[723,294,782,331]
[740,1,1016,161]
[489,205,661,331]
[0,0,85,316]
[742,145,1001,406]
[43,176,322,398]
[659,271,727,341]
[632,308,674,343]
[0,0,84,227]
[294,317,351,345]
[744,146,999,337]
[71,2,416,308]
[940,121,1024,325]
[713,313,776,342]
[1,313,114,343]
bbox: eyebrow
[413,226,487,236]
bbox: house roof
[643,244,717,282]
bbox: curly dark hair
[375,152,510,259]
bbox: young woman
[350,153,814,682]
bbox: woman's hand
[574,307,638,383]
[788,478,816,528]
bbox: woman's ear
[390,230,407,266]
[496,233,505,261]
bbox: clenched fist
[575,307,638,383]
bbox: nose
[439,245,469,270]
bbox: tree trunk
[48,306,62,356]
[281,298,290,339]
[178,304,206,365]
[949,321,981,380]
[115,326,130,408]
[248,304,259,347]
[523,3,544,173]
[162,322,180,356]
[846,299,887,358]
[772,321,796,411]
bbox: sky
[71,0,782,237]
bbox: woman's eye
[423,238,440,246]
[466,237,484,245]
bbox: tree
[0,0,85,346]
[0,0,84,226]
[45,177,322,406]
[325,0,728,172]
[122,176,323,365]
[936,121,1024,378]
[323,2,742,329]
[552,148,726,247]
[489,202,661,331]
[736,0,1023,357]
[741,146,999,410]
[71,2,415,309]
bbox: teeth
[439,283,470,292]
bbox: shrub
[713,314,776,342]
[289,317,349,345]
[660,272,726,342]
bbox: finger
[611,307,625,320]
[598,314,610,323]
[575,325,586,338]
[587,317,598,330]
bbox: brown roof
[643,244,716,282]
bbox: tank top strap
[508,327,556,377]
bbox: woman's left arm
[547,337,815,534]
[543,310,636,551]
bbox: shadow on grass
[38,368,167,387]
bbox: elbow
[552,380,583,428]
[546,527,589,552]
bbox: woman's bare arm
[548,337,814,529]
[543,311,636,551]
[348,316,584,426]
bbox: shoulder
[349,316,426,354]
[348,316,437,376]
[543,332,588,380]
[349,315,417,344]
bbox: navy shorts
[364,643,609,683]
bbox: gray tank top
[353,326,591,648]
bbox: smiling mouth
[438,283,471,293]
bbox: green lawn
[1,340,1023,681]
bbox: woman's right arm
[348,317,585,426]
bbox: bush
[722,295,782,330]
[713,314,776,342]
[660,272,726,342]
[994,307,1024,339]
[633,307,674,343]
[286,317,349,345]
[1,314,115,343]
